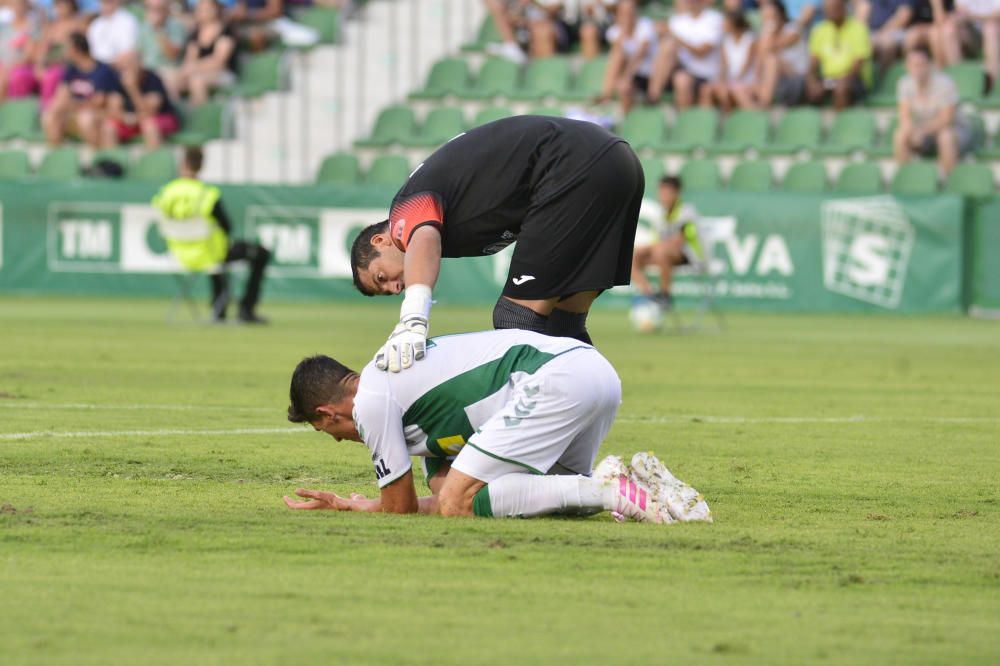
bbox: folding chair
[156,215,230,324]
[666,217,727,333]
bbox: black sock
[492,298,549,334]
[546,309,592,345]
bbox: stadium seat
[410,58,471,100]
[472,106,514,126]
[761,109,821,154]
[232,50,284,98]
[462,14,500,52]
[561,56,608,101]
[0,150,30,179]
[402,108,465,148]
[640,157,665,190]
[315,152,360,185]
[781,161,827,193]
[91,148,130,178]
[729,160,773,192]
[293,7,339,45]
[944,163,995,198]
[816,109,876,155]
[659,108,718,152]
[130,148,177,183]
[706,110,769,155]
[354,105,417,148]
[0,98,40,141]
[366,154,410,186]
[37,147,80,180]
[619,107,667,150]
[891,161,938,195]
[169,101,227,145]
[679,159,721,190]
[525,106,563,116]
[458,58,520,99]
[866,117,897,158]
[510,58,571,101]
[866,62,905,107]
[833,162,882,194]
[944,62,983,102]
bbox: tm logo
[821,197,915,309]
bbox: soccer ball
[629,298,663,333]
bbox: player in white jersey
[283,329,712,523]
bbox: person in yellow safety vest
[630,175,704,309]
[153,146,271,323]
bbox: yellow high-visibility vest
[152,177,228,272]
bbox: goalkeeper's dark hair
[287,355,358,423]
[350,220,389,297]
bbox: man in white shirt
[648,0,724,108]
[87,0,139,70]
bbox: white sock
[482,474,615,518]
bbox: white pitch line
[0,402,270,412]
[0,427,309,441]
[617,415,1000,425]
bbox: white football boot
[593,455,674,524]
[630,452,713,523]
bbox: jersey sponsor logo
[374,458,392,481]
[511,275,536,286]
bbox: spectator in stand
[102,60,180,148]
[700,10,757,109]
[0,0,43,99]
[753,0,810,106]
[893,45,973,174]
[903,0,953,64]
[594,0,659,114]
[579,0,618,59]
[484,0,571,63]
[857,0,916,75]
[648,0,724,109]
[35,0,85,107]
[522,1,578,57]
[87,0,140,71]
[42,32,121,147]
[805,0,872,108]
[227,0,319,51]
[784,0,822,27]
[138,0,187,76]
[935,0,999,92]
[166,0,237,106]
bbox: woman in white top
[594,0,659,115]
[753,0,810,107]
[700,10,758,110]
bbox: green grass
[2,297,999,665]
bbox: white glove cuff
[400,284,433,320]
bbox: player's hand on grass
[376,285,433,373]
[283,488,352,510]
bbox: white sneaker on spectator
[630,452,713,523]
[486,41,527,65]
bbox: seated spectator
[805,0,872,109]
[857,0,916,74]
[522,1,578,58]
[227,0,319,51]
[893,45,973,175]
[42,32,121,147]
[166,0,237,106]
[903,0,953,64]
[594,0,659,115]
[0,0,43,99]
[483,0,533,64]
[35,0,85,107]
[785,0,822,30]
[87,0,140,71]
[648,0,724,109]
[754,0,810,106]
[138,0,187,76]
[700,10,757,110]
[102,61,180,148]
[579,0,618,59]
[935,0,999,93]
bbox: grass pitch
[2,297,999,665]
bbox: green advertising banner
[970,199,1000,311]
[0,181,972,313]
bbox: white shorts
[450,348,622,483]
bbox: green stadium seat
[729,160,773,192]
[354,105,417,148]
[462,14,500,52]
[834,162,882,194]
[619,108,667,150]
[964,112,987,156]
[866,62,905,107]
[781,161,827,193]
[891,161,938,195]
[679,158,721,191]
[458,58,520,99]
[561,56,608,102]
[0,150,30,179]
[524,106,563,116]
[817,109,876,156]
[510,58,571,101]
[761,109,821,154]
[293,7,339,45]
[232,50,284,98]
[316,152,360,185]
[402,108,465,148]
[91,148,130,178]
[944,62,983,102]
[0,98,40,141]
[366,154,410,186]
[410,58,471,100]
[944,163,995,198]
[472,106,514,126]
[37,147,80,180]
[169,101,228,145]
[706,110,769,155]
[659,108,718,152]
[640,157,665,191]
[130,148,177,182]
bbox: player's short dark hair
[287,355,357,423]
[660,175,682,190]
[68,31,89,56]
[350,220,389,297]
[183,146,204,173]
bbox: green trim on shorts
[466,441,544,476]
[423,457,448,489]
[472,486,493,518]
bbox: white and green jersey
[352,329,592,488]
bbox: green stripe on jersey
[402,344,558,457]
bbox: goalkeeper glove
[375,285,432,373]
